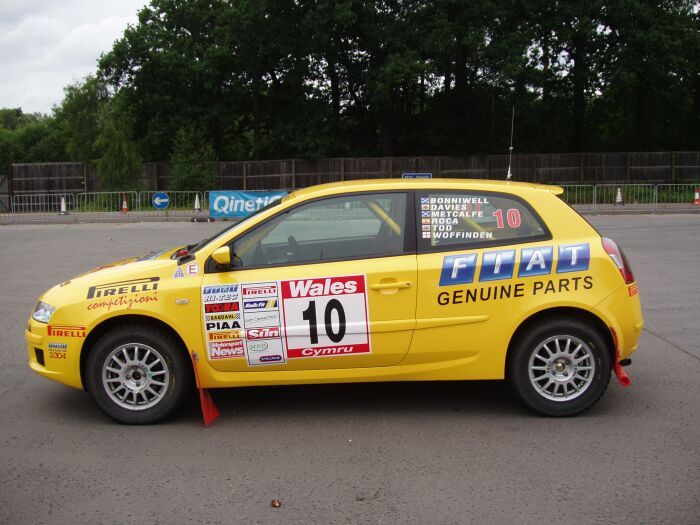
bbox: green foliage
[94,95,142,190]
[170,123,217,191]
[55,76,108,161]
[0,109,68,174]
[2,0,698,174]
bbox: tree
[93,0,698,159]
[94,95,142,190]
[55,76,108,162]
[170,123,217,191]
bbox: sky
[0,0,148,115]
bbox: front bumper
[26,319,84,390]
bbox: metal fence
[6,191,204,222]
[656,184,699,210]
[559,185,596,214]
[11,193,75,213]
[75,192,137,213]
[9,152,700,194]
[2,184,698,223]
[595,184,657,212]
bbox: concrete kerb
[0,211,214,225]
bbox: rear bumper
[594,282,644,360]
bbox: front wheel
[86,323,193,424]
[507,318,611,417]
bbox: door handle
[370,281,413,290]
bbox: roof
[288,178,563,199]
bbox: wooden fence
[9,152,700,194]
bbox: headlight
[32,301,56,323]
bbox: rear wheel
[507,317,611,416]
[86,323,193,424]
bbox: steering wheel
[287,235,299,260]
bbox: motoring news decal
[201,275,370,364]
[209,191,287,219]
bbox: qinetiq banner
[209,191,287,218]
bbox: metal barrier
[559,185,596,213]
[12,193,75,213]
[75,192,138,213]
[595,184,657,212]
[656,184,700,211]
[138,191,204,215]
[3,184,699,224]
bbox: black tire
[86,323,193,424]
[507,317,611,417]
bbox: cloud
[0,0,146,114]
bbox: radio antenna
[506,106,514,181]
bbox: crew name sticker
[281,275,370,359]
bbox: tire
[507,317,611,417]
[86,323,193,424]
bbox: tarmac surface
[0,216,698,524]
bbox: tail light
[602,237,635,284]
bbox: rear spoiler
[533,184,564,196]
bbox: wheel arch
[505,307,614,376]
[80,314,191,391]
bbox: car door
[200,191,417,372]
[410,190,552,375]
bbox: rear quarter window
[417,191,551,251]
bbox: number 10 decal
[302,299,347,344]
[492,208,521,228]
[281,275,371,359]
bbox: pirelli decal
[47,325,86,338]
[86,277,159,299]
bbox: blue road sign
[152,192,170,209]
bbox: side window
[231,193,408,267]
[417,191,549,250]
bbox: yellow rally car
[26,179,643,423]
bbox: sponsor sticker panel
[201,275,370,365]
[201,281,285,365]
[241,283,286,366]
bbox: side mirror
[211,246,231,266]
[212,245,243,268]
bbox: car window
[231,192,408,267]
[417,191,549,250]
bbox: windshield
[186,196,286,255]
